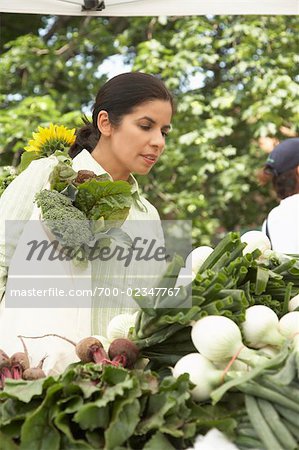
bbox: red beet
[108,339,140,368]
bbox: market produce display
[1,232,299,449]
[131,232,299,366]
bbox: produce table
[1,232,298,450]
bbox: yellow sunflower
[24,124,76,156]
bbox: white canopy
[0,0,298,16]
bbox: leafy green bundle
[36,160,133,263]
[0,363,239,450]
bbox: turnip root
[108,339,140,368]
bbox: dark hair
[69,72,174,158]
[257,166,299,200]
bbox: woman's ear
[97,110,111,136]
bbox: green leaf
[0,421,23,439]
[54,413,94,449]
[137,393,176,434]
[73,376,135,428]
[19,151,41,172]
[59,436,94,450]
[72,404,109,431]
[53,412,75,439]
[0,397,41,425]
[57,395,83,414]
[143,431,176,450]
[101,365,129,385]
[0,431,19,450]
[49,161,77,192]
[74,179,132,226]
[0,378,54,404]
[19,384,63,450]
[72,380,100,399]
[104,399,140,449]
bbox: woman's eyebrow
[139,116,171,130]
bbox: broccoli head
[35,190,94,253]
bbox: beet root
[11,351,30,370]
[108,339,140,368]
[0,349,10,369]
[0,350,12,388]
[22,367,46,380]
[75,337,109,364]
[10,352,30,379]
[74,170,97,184]
[22,355,47,380]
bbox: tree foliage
[0,14,298,244]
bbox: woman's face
[100,99,172,180]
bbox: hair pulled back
[258,166,299,200]
[69,72,174,158]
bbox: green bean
[234,434,264,448]
[245,395,283,450]
[275,405,299,427]
[237,426,259,438]
[238,382,299,413]
[257,399,297,450]
[281,418,299,441]
[266,352,296,386]
[290,380,299,390]
[261,379,299,403]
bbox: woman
[0,72,174,372]
[259,138,299,254]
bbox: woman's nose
[150,130,165,150]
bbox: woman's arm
[0,156,59,301]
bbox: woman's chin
[134,167,152,176]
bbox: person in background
[258,138,299,254]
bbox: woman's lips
[141,154,157,166]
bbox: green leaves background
[1,15,298,243]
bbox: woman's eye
[140,125,151,131]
